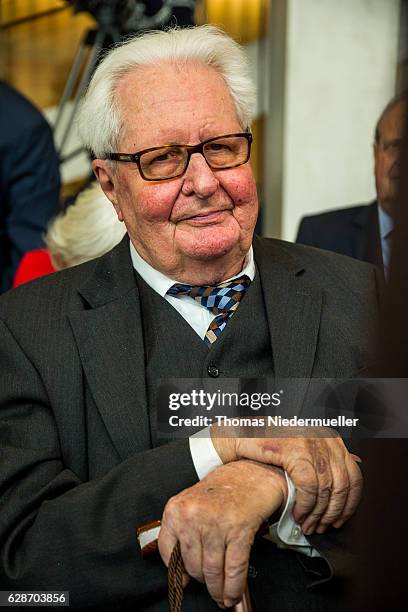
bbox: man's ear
[92,159,124,222]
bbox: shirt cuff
[265,473,321,558]
[189,427,223,480]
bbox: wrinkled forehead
[114,60,240,144]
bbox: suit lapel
[253,236,322,412]
[68,237,151,461]
[254,236,323,378]
[352,201,383,269]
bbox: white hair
[77,25,256,157]
[44,182,126,269]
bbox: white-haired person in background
[12,181,126,286]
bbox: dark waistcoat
[137,268,274,447]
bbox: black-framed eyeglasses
[104,132,253,181]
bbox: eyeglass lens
[139,135,249,180]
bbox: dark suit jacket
[0,81,61,294]
[296,202,383,271]
[0,235,381,609]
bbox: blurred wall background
[270,0,401,241]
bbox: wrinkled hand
[211,426,363,535]
[158,460,287,609]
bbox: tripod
[53,18,122,164]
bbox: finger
[289,458,319,524]
[332,457,363,528]
[201,531,227,606]
[159,522,200,588]
[178,530,204,583]
[222,538,251,608]
[315,458,350,533]
[158,522,178,567]
[181,573,191,589]
[300,450,334,535]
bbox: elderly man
[296,94,407,279]
[0,26,379,611]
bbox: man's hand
[158,460,287,609]
[211,426,363,535]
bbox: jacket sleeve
[0,317,198,607]
[2,115,60,292]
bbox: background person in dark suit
[342,92,408,611]
[0,81,61,294]
[0,26,380,611]
[296,94,406,278]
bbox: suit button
[248,565,258,579]
[207,364,219,377]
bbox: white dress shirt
[130,241,316,555]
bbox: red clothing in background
[13,249,56,287]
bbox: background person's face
[95,61,258,284]
[374,101,406,216]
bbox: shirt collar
[378,204,394,240]
[129,241,255,297]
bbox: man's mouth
[178,209,232,224]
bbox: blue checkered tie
[167,275,251,346]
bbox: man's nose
[181,153,219,198]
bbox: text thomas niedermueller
[168,415,359,427]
